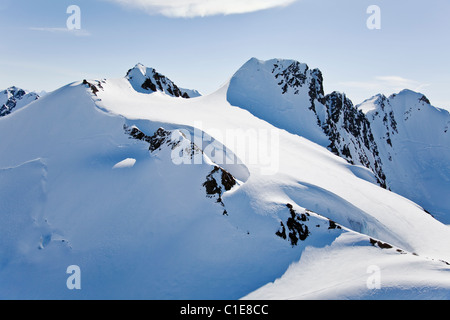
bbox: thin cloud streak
[29,27,91,37]
[340,76,430,95]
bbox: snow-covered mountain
[357,91,450,223]
[227,58,329,145]
[126,63,201,98]
[227,58,450,223]
[0,86,39,117]
[1,58,450,300]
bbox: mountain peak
[357,89,436,117]
[230,57,324,97]
[2,57,450,300]
[130,62,151,76]
[226,57,328,144]
[0,86,39,117]
[125,63,200,98]
[389,89,432,106]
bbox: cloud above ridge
[104,0,298,18]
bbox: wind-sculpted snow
[124,123,239,215]
[1,60,450,300]
[227,58,450,224]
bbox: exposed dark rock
[203,166,237,203]
[419,95,431,105]
[0,87,39,117]
[203,166,237,215]
[369,238,393,249]
[124,125,176,152]
[440,260,450,266]
[276,222,287,240]
[127,65,191,99]
[125,124,236,215]
[83,80,101,96]
[141,78,157,92]
[328,219,342,230]
[273,61,309,95]
[423,208,434,217]
[276,203,310,246]
[320,92,387,188]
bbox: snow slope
[227,58,329,146]
[1,60,450,300]
[244,232,450,300]
[226,58,450,223]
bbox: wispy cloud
[103,0,298,18]
[374,76,430,92]
[340,76,430,94]
[29,27,91,37]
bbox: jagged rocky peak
[321,91,387,188]
[226,58,327,114]
[2,86,27,99]
[125,63,200,98]
[358,90,434,118]
[0,86,39,117]
[355,89,447,150]
[124,124,238,216]
[226,58,330,145]
[270,58,321,95]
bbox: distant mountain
[357,90,450,222]
[0,86,39,117]
[126,63,201,98]
[1,59,450,300]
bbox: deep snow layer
[357,91,450,223]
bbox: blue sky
[0,0,449,109]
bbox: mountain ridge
[0,86,39,117]
[2,59,448,222]
[1,58,450,299]
[225,57,450,222]
[126,63,201,98]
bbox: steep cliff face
[226,58,330,146]
[320,92,387,188]
[226,58,450,220]
[225,58,386,185]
